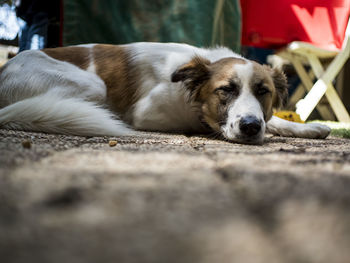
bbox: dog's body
[0,42,330,144]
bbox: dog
[0,42,330,144]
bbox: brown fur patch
[92,44,139,118]
[171,56,211,101]
[43,45,140,119]
[42,46,91,70]
[252,63,288,119]
[269,67,288,108]
[248,62,276,121]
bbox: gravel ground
[1,128,350,263]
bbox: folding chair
[241,0,350,122]
[278,19,350,122]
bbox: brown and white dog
[0,42,330,144]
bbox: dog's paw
[302,123,331,139]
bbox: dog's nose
[239,115,261,136]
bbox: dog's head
[171,56,288,144]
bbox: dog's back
[0,48,132,136]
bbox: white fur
[77,43,97,48]
[86,58,96,74]
[267,116,331,139]
[86,46,97,74]
[0,50,106,107]
[0,90,132,136]
[222,62,265,143]
[132,83,203,132]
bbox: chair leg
[336,67,345,98]
[324,82,350,122]
[287,83,305,110]
[307,55,350,122]
[290,56,334,120]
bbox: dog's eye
[216,86,231,93]
[256,87,270,96]
[215,82,238,93]
[255,82,270,96]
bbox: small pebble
[109,140,118,147]
[21,140,32,149]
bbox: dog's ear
[171,56,211,100]
[264,66,288,108]
[171,56,211,101]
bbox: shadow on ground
[1,129,350,263]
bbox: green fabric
[63,0,241,52]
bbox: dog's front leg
[266,116,331,139]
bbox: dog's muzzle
[222,115,265,144]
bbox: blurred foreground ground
[1,128,350,263]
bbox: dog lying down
[0,42,330,144]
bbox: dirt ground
[1,128,350,263]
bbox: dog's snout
[239,115,261,136]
